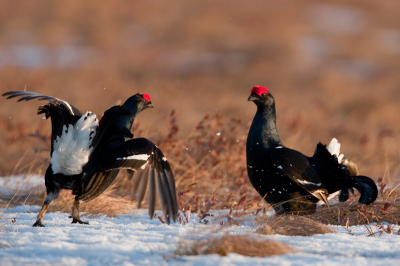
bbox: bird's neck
[117,103,141,130]
[248,104,282,149]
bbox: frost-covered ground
[0,175,43,196]
[1,176,400,265]
[1,205,400,266]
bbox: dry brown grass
[309,201,400,226]
[256,215,336,236]
[174,234,295,257]
[2,111,400,225]
[48,183,136,218]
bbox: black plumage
[2,91,178,226]
[246,86,378,214]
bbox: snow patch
[0,175,43,195]
[0,209,400,265]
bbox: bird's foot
[71,218,89,225]
[32,220,45,227]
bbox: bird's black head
[123,93,154,112]
[248,85,274,108]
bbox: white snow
[1,206,400,266]
[0,175,43,195]
[1,175,400,265]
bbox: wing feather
[136,167,150,208]
[99,138,178,223]
[148,168,156,219]
[2,91,83,116]
[155,169,169,223]
[270,147,329,203]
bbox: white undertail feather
[327,138,344,163]
[116,154,151,161]
[51,112,98,175]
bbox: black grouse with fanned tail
[2,91,178,226]
[246,86,378,214]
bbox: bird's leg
[33,191,59,227]
[70,197,89,225]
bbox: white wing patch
[116,154,150,161]
[327,138,344,163]
[51,112,97,175]
[298,180,322,186]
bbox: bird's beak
[147,102,154,108]
[248,94,258,101]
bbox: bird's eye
[261,93,267,97]
[144,99,148,103]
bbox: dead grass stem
[175,234,295,257]
[255,215,336,236]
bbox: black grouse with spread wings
[2,90,178,226]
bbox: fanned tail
[326,138,344,163]
[339,175,378,205]
[314,138,378,205]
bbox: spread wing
[92,137,178,224]
[270,147,329,205]
[2,91,83,116]
[2,91,86,155]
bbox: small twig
[357,210,375,237]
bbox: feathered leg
[33,166,60,227]
[32,190,60,227]
[70,197,89,224]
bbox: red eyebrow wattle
[141,94,151,102]
[251,85,268,96]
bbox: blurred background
[1,0,400,210]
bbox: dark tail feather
[353,176,378,204]
[339,176,378,205]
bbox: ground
[1,204,400,266]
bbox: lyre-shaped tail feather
[339,175,378,205]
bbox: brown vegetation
[174,234,295,257]
[310,201,400,226]
[256,215,336,236]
